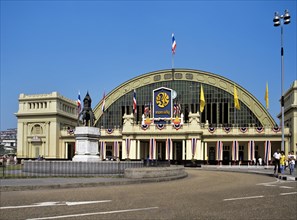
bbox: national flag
[172,33,176,54]
[77,92,81,113]
[133,89,137,114]
[144,104,150,116]
[173,103,181,116]
[200,85,205,112]
[101,92,106,113]
[265,82,269,110]
[234,84,240,110]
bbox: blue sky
[1,0,296,130]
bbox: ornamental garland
[255,127,264,133]
[239,127,248,133]
[272,126,281,133]
[208,127,216,133]
[223,127,231,133]
[156,124,166,130]
[173,123,182,130]
[106,128,114,134]
[141,124,149,130]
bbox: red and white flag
[172,33,176,54]
[101,92,106,113]
[133,89,137,114]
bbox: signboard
[153,87,173,124]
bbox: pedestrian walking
[273,149,281,174]
[258,157,262,166]
[288,151,295,175]
[279,151,286,174]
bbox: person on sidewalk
[288,151,295,175]
[279,151,286,174]
[273,148,281,175]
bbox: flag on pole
[172,33,176,54]
[133,89,137,114]
[101,92,106,113]
[234,84,240,110]
[77,92,82,114]
[200,85,205,112]
[265,82,269,110]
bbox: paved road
[1,169,296,220]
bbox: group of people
[273,149,296,175]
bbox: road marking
[26,207,159,220]
[223,195,264,201]
[280,192,297,196]
[0,200,111,210]
[256,179,280,186]
[279,186,294,189]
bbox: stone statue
[78,92,96,127]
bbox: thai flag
[77,92,81,113]
[172,33,176,54]
[101,92,106,113]
[133,89,137,114]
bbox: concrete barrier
[124,167,186,179]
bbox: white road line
[280,192,297,196]
[223,195,264,201]
[256,179,280,186]
[26,207,159,220]
[0,200,111,210]
[279,186,294,189]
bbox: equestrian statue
[78,92,96,127]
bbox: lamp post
[273,10,290,152]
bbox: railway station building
[16,69,297,165]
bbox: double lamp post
[273,10,291,152]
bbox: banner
[125,138,130,159]
[153,87,173,124]
[232,141,239,161]
[248,140,255,161]
[264,140,271,163]
[191,138,197,158]
[149,138,156,160]
[216,141,223,161]
[166,138,172,160]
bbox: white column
[204,142,208,161]
[182,140,186,160]
[197,139,202,160]
[137,140,141,160]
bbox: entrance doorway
[208,147,216,165]
[222,151,230,165]
[67,143,75,160]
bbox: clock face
[156,92,169,108]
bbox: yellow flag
[234,84,240,110]
[265,82,269,109]
[200,85,205,112]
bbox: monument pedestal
[72,127,101,162]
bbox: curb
[0,172,188,192]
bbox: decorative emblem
[156,92,169,108]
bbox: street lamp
[273,9,291,152]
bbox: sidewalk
[0,165,296,192]
[201,165,297,180]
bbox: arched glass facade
[96,80,262,129]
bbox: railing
[21,161,144,177]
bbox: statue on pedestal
[78,92,96,127]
